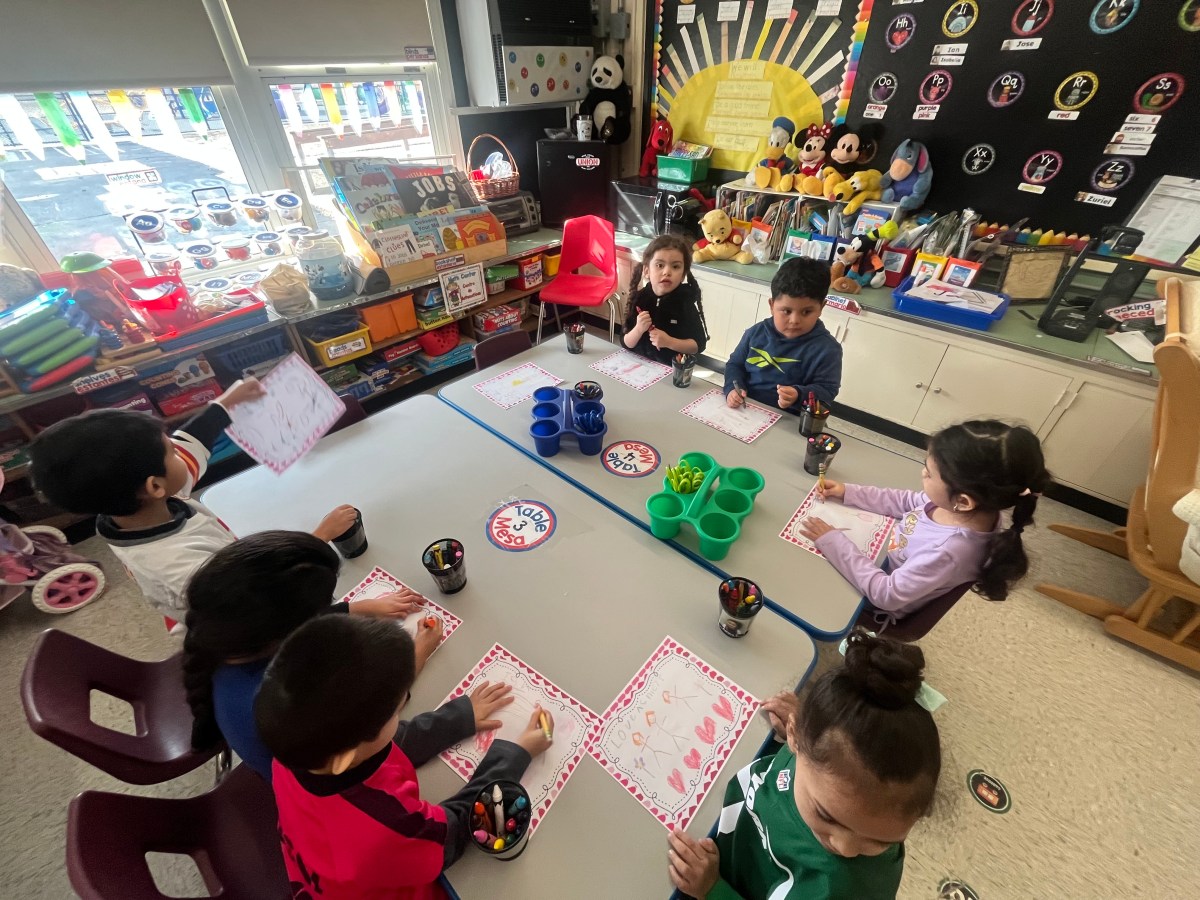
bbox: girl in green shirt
[667,630,941,899]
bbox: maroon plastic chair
[855,582,975,642]
[21,628,221,785]
[328,395,368,434]
[535,215,620,344]
[67,763,289,900]
[474,329,532,370]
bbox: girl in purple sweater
[798,420,1051,626]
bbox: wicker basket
[467,134,521,202]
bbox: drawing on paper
[439,645,600,834]
[589,636,760,830]
[680,388,782,444]
[472,362,562,409]
[590,351,672,391]
[340,567,462,648]
[225,353,346,474]
[780,485,895,561]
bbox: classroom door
[837,318,946,423]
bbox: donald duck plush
[749,116,797,192]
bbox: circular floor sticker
[939,880,981,900]
[967,769,1012,813]
[602,440,661,478]
[486,500,557,552]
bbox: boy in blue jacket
[724,257,842,413]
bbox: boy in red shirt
[256,616,553,899]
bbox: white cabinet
[1040,383,1155,503]
[693,272,762,359]
[912,346,1071,434]
[838,317,947,422]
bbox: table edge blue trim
[437,389,857,641]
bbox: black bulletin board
[845,0,1200,235]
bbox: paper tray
[892,277,1010,331]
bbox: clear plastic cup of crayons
[672,353,695,388]
[422,538,467,594]
[799,394,831,437]
[717,577,763,638]
[565,322,585,353]
[804,433,841,477]
[472,780,532,860]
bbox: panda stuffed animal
[580,54,633,144]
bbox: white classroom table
[439,335,924,638]
[202,395,815,900]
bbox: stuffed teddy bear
[692,209,754,264]
[816,123,880,199]
[830,169,884,215]
[880,139,933,212]
[640,118,674,177]
[580,55,633,144]
[830,221,899,293]
[748,116,797,191]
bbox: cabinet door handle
[914,382,924,389]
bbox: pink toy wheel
[32,563,105,614]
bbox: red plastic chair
[66,763,290,900]
[536,215,621,345]
[21,628,223,785]
[855,582,975,642]
[474,329,533,370]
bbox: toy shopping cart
[0,522,106,614]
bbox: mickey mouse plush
[818,123,880,198]
[580,55,633,144]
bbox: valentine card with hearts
[588,636,760,830]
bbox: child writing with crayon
[623,234,709,365]
[257,614,553,900]
[724,257,842,414]
[667,630,941,898]
[798,420,1052,626]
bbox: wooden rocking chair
[1037,276,1200,670]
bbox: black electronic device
[484,191,541,236]
[1038,227,1149,342]
[610,176,712,238]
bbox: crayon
[506,818,517,833]
[474,830,491,844]
[493,838,506,851]
[424,616,439,629]
[507,795,528,816]
[492,784,506,837]
[538,710,554,743]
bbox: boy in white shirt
[30,379,357,632]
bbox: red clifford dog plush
[640,118,674,177]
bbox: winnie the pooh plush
[692,209,754,264]
[830,169,884,215]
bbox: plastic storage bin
[892,277,1010,332]
[389,294,417,333]
[304,323,373,366]
[528,386,607,456]
[361,303,400,343]
[656,156,710,184]
[207,329,292,379]
[645,451,765,560]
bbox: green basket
[656,156,710,184]
[645,451,765,560]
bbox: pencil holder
[565,323,585,353]
[804,433,841,476]
[528,387,607,456]
[331,508,368,559]
[471,780,532,861]
[717,576,764,638]
[798,403,830,437]
[672,354,695,388]
[422,538,466,594]
[573,380,603,401]
[645,452,765,561]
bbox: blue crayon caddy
[528,385,608,457]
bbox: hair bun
[843,630,925,710]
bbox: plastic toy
[640,118,674,177]
[830,169,885,216]
[812,123,880,199]
[645,451,765,560]
[580,55,633,144]
[830,221,899,293]
[0,498,106,615]
[749,116,797,191]
[59,252,135,328]
[529,386,607,456]
[880,139,933,212]
[0,289,103,392]
[797,123,832,185]
[692,210,754,264]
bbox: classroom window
[265,78,447,233]
[0,88,255,263]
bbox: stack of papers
[904,279,1006,313]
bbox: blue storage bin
[891,277,1010,331]
[207,329,291,378]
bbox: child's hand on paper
[413,615,442,671]
[217,377,266,410]
[726,388,746,409]
[798,517,845,541]
[515,705,554,758]
[667,828,720,898]
[469,680,514,732]
[349,588,426,619]
[816,478,846,502]
[312,504,359,542]
[776,385,799,409]
[761,690,802,742]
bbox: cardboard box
[514,256,543,290]
[139,354,221,417]
[472,304,524,334]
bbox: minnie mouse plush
[796,122,832,195]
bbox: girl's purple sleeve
[813,531,964,617]
[843,484,928,519]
